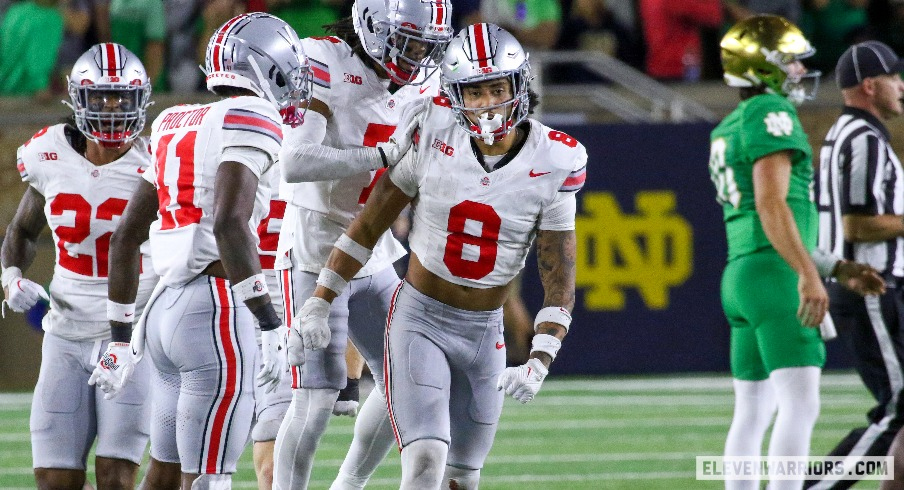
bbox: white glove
[257,326,287,393]
[497,358,549,404]
[4,276,49,313]
[287,324,305,366]
[376,99,428,166]
[88,342,136,400]
[295,297,331,350]
[333,400,359,417]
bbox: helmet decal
[204,13,313,127]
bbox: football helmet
[353,0,453,85]
[66,43,151,148]
[204,12,312,126]
[721,14,820,104]
[440,23,531,144]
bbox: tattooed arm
[532,228,577,366]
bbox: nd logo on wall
[576,191,693,311]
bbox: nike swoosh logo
[125,313,133,317]
[529,170,551,178]
[419,86,431,95]
[495,342,505,350]
[137,168,145,174]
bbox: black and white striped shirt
[817,107,904,277]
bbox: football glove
[88,342,136,400]
[333,378,360,417]
[4,277,49,314]
[257,326,287,393]
[497,358,548,404]
[287,324,305,366]
[295,297,331,350]
[376,99,427,167]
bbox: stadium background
[2,82,903,387]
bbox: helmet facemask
[763,48,821,105]
[69,83,150,147]
[382,26,450,84]
[444,69,530,145]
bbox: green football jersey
[709,93,816,261]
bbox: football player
[712,15,884,489]
[1,43,156,490]
[88,13,310,489]
[271,0,453,488]
[293,24,583,489]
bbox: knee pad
[401,439,448,488]
[444,465,481,489]
[191,474,231,490]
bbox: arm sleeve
[840,132,882,215]
[221,146,272,179]
[387,150,419,197]
[221,98,282,169]
[741,96,811,164]
[15,145,41,193]
[300,38,333,111]
[279,110,383,182]
[539,192,576,231]
[559,147,588,193]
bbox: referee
[810,41,904,490]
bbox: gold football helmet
[720,14,820,104]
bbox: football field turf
[0,372,880,489]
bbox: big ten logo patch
[432,138,454,156]
[575,191,693,311]
[39,152,58,161]
[343,73,363,85]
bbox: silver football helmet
[66,43,151,148]
[353,0,453,85]
[204,12,312,126]
[440,24,532,144]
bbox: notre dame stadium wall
[520,120,869,376]
[2,101,903,388]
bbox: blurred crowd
[0,0,903,98]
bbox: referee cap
[836,40,904,89]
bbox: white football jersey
[389,99,588,288]
[16,124,158,341]
[143,96,281,288]
[256,163,289,270]
[279,36,439,277]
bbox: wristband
[316,268,348,296]
[534,306,572,333]
[107,300,137,323]
[335,233,372,266]
[811,248,842,278]
[251,303,282,331]
[232,273,269,302]
[1,266,22,289]
[530,333,562,361]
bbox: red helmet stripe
[434,1,445,26]
[470,24,489,69]
[212,15,244,72]
[104,43,118,77]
